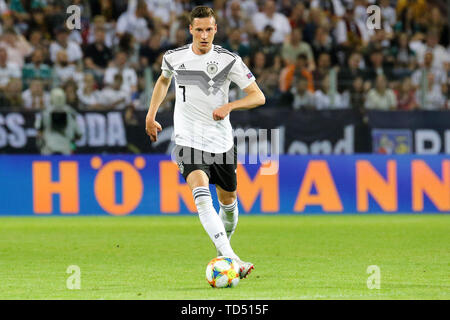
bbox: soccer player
[145,6,265,279]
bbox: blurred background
[0,0,448,156]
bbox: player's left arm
[212,82,265,121]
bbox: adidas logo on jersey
[178,63,186,70]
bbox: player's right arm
[145,74,171,142]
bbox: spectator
[249,25,280,67]
[397,0,428,22]
[0,28,33,68]
[63,79,79,111]
[9,0,33,25]
[99,74,130,110]
[279,53,314,93]
[365,75,397,110]
[353,0,368,25]
[230,48,257,102]
[86,15,117,48]
[312,52,332,90]
[363,49,393,85]
[116,0,151,44]
[287,2,307,30]
[365,28,392,57]
[117,32,140,69]
[281,27,314,70]
[310,0,345,18]
[314,74,348,110]
[412,51,448,104]
[251,0,291,44]
[0,47,21,90]
[390,32,416,78]
[22,48,51,89]
[311,26,336,63]
[222,28,250,65]
[303,7,323,44]
[77,73,103,110]
[224,0,247,31]
[89,0,125,22]
[104,51,138,95]
[0,10,19,35]
[348,76,366,113]
[22,78,50,110]
[0,78,23,109]
[223,1,254,47]
[226,0,258,21]
[52,50,83,88]
[27,8,51,40]
[411,51,447,92]
[395,77,417,110]
[409,29,450,70]
[338,52,365,93]
[380,0,397,27]
[49,27,83,64]
[168,12,190,46]
[291,76,315,110]
[394,3,426,35]
[84,26,113,70]
[426,6,449,48]
[140,32,164,68]
[28,30,48,54]
[415,73,446,110]
[167,27,189,50]
[334,6,371,53]
[43,1,72,35]
[145,0,176,26]
[278,0,294,17]
[250,51,281,100]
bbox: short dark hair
[189,6,217,25]
[297,53,308,61]
[264,25,275,33]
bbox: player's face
[190,17,217,53]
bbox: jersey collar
[190,43,214,57]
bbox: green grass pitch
[0,215,448,300]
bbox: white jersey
[161,43,255,153]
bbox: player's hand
[213,104,232,121]
[145,118,162,142]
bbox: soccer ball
[205,256,240,288]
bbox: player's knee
[186,170,209,190]
[218,192,237,206]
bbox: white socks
[219,199,239,241]
[193,187,239,260]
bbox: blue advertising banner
[0,155,448,215]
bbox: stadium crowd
[0,0,448,114]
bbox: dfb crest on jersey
[206,61,219,75]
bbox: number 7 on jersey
[179,85,186,102]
